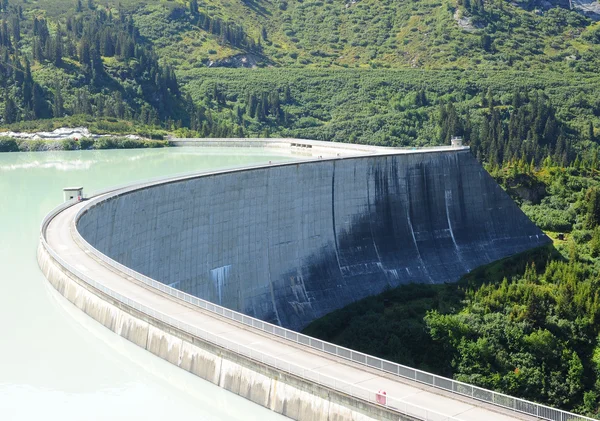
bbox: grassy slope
[154,0,599,71]
[12,0,600,71]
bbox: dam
[38,139,589,421]
[76,141,546,331]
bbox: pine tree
[1,20,12,49]
[189,0,198,16]
[269,91,281,120]
[261,92,269,117]
[78,37,90,65]
[591,227,600,257]
[11,15,20,43]
[102,31,114,57]
[586,187,600,229]
[32,84,46,118]
[3,95,17,124]
[512,91,522,109]
[53,31,63,67]
[44,37,53,62]
[480,34,491,52]
[283,85,292,104]
[486,88,494,112]
[246,93,257,118]
[256,100,265,122]
[23,59,33,108]
[53,82,64,118]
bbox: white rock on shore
[0,127,141,141]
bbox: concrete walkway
[46,200,537,421]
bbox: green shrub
[115,138,144,149]
[18,140,46,152]
[79,137,94,149]
[143,140,168,148]
[61,139,78,150]
[0,138,18,152]
[93,137,117,149]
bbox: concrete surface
[77,148,549,331]
[41,199,537,421]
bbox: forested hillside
[2,0,600,153]
[23,0,600,71]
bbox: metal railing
[67,183,596,421]
[40,204,464,421]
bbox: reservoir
[0,147,292,421]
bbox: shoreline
[0,136,170,152]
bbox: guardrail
[40,202,463,421]
[64,172,595,421]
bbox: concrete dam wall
[77,150,548,331]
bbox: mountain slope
[9,0,600,71]
[114,0,600,71]
[1,0,600,159]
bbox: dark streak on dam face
[77,150,549,331]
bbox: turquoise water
[0,148,292,420]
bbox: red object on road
[376,390,387,405]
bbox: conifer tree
[283,85,291,104]
[189,0,198,16]
[586,187,600,229]
[53,28,63,67]
[3,94,16,124]
[11,15,20,43]
[53,81,64,117]
[22,58,33,108]
[32,84,46,118]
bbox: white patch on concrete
[444,189,469,271]
[210,265,231,305]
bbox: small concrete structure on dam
[77,142,547,331]
[40,139,593,421]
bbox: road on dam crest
[46,198,532,421]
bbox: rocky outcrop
[570,0,600,19]
[207,54,261,68]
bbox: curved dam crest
[77,149,548,331]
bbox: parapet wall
[77,150,548,331]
